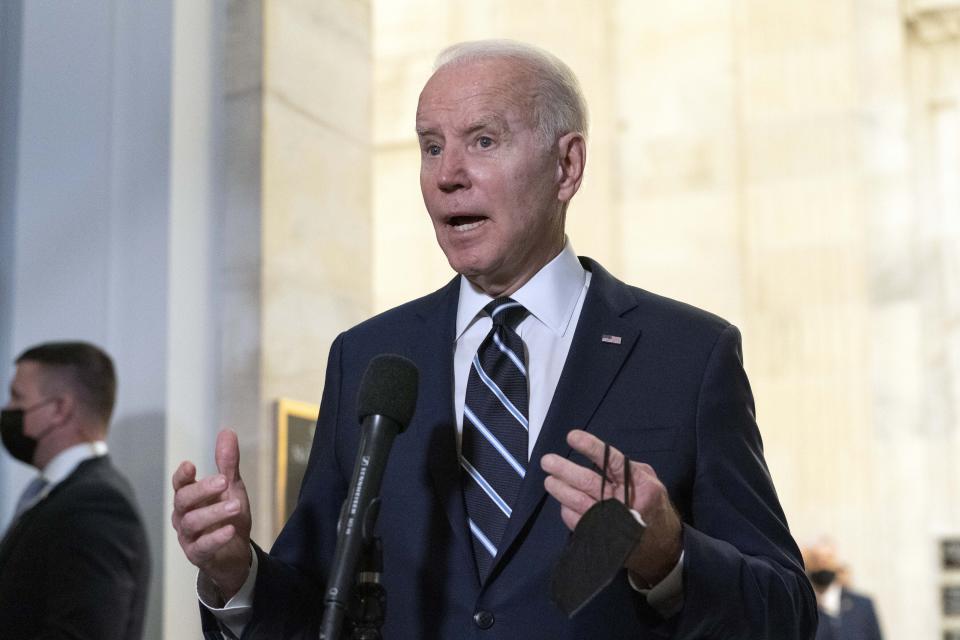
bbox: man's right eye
[425,144,441,156]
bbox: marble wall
[371,2,960,637]
[0,2,372,638]
[255,0,373,545]
[2,1,956,637]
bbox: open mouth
[448,215,487,232]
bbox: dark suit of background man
[805,540,883,640]
[173,40,817,639]
[0,341,150,640]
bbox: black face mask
[809,569,837,588]
[1,399,56,465]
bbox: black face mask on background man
[809,569,837,588]
[0,399,57,465]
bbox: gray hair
[434,40,589,144]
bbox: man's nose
[436,147,470,192]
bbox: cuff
[630,551,684,617]
[197,544,258,637]
[626,508,684,618]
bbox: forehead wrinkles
[417,67,537,132]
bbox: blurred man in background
[804,539,883,640]
[0,341,150,640]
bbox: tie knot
[484,297,527,329]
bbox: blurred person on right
[804,539,883,640]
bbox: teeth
[453,219,484,232]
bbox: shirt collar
[819,582,843,617]
[455,239,586,340]
[41,441,108,485]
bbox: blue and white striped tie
[461,297,529,581]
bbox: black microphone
[319,354,419,640]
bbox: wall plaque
[275,398,320,532]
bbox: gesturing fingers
[173,473,227,517]
[215,429,242,484]
[541,452,604,499]
[566,429,632,484]
[172,460,196,492]
[177,498,243,540]
[180,524,237,566]
[542,449,609,533]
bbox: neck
[468,237,566,297]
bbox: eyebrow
[416,114,510,139]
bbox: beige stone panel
[614,0,735,57]
[754,372,871,521]
[264,0,370,142]
[746,301,867,382]
[873,436,950,636]
[742,117,858,182]
[616,191,744,322]
[374,53,435,145]
[858,111,912,176]
[261,93,372,404]
[373,0,451,59]
[854,2,909,106]
[615,36,736,138]
[739,46,858,121]
[871,302,924,435]
[736,0,855,56]
[743,179,863,249]
[372,144,453,313]
[619,130,739,195]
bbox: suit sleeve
[233,333,350,639]
[37,496,147,640]
[672,324,818,639]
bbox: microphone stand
[349,536,386,640]
[319,528,387,639]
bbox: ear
[51,392,77,426]
[555,132,586,204]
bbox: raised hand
[171,429,253,600]
[541,429,682,587]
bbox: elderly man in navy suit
[172,40,817,639]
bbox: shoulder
[48,457,144,524]
[584,257,735,349]
[842,588,877,608]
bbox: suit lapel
[489,259,641,579]
[414,278,474,557]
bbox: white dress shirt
[40,441,108,491]
[8,441,109,521]
[453,239,590,458]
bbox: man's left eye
[478,136,493,148]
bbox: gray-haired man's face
[416,58,568,297]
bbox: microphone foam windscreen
[357,354,420,432]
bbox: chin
[441,247,486,276]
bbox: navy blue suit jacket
[215,258,816,639]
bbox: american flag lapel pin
[601,334,622,345]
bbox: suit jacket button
[473,610,494,629]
